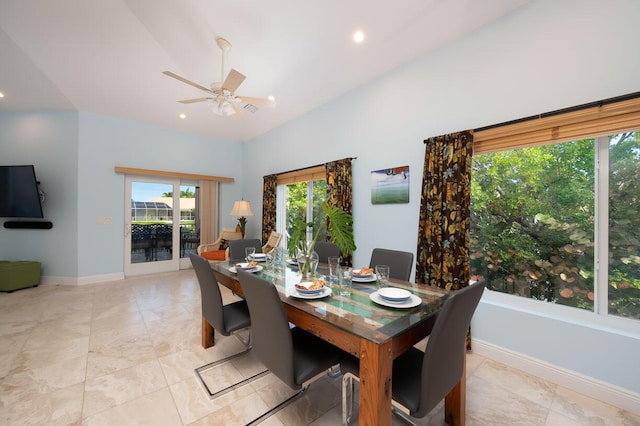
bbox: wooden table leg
[359,339,393,426]
[201,316,215,348]
[444,352,466,425]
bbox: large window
[471,131,640,320]
[283,179,327,249]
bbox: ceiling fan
[163,37,275,117]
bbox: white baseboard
[472,338,640,416]
[41,272,125,286]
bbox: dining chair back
[369,248,414,281]
[238,271,348,424]
[228,239,262,262]
[313,241,341,263]
[342,281,486,425]
[189,254,268,399]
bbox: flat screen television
[0,165,45,218]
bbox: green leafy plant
[287,202,356,268]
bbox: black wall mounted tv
[0,165,45,219]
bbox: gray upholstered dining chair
[313,241,341,263]
[237,270,349,425]
[227,238,262,262]
[341,281,486,425]
[369,248,414,281]
[189,254,268,398]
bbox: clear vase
[298,251,319,280]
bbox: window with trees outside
[471,128,640,321]
[283,179,327,249]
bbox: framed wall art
[370,165,409,204]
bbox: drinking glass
[375,265,390,289]
[339,266,353,297]
[245,247,256,262]
[328,256,341,287]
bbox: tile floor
[0,269,638,425]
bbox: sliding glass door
[124,176,199,276]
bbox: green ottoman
[0,261,42,292]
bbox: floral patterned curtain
[416,131,473,291]
[262,174,278,244]
[326,158,354,265]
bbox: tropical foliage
[285,181,327,242]
[287,202,356,260]
[470,132,640,319]
[161,187,195,198]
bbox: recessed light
[268,95,275,102]
[179,113,186,119]
[0,92,4,98]
[353,30,365,44]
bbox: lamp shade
[229,200,254,217]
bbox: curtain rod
[274,157,357,176]
[473,91,640,133]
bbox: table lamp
[229,200,254,238]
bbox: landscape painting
[370,165,410,204]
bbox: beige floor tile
[0,354,87,407]
[466,375,548,426]
[0,381,84,425]
[11,335,90,373]
[169,375,255,424]
[82,359,167,418]
[551,386,640,426]
[1,269,635,426]
[473,358,557,408]
[82,388,182,426]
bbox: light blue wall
[0,111,79,277]
[76,113,243,278]
[241,0,640,395]
[1,111,244,279]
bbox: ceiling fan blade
[222,69,246,93]
[163,71,212,93]
[178,97,211,104]
[237,96,276,108]
[231,102,245,117]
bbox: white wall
[241,0,640,407]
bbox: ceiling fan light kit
[163,37,274,117]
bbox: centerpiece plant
[287,202,356,277]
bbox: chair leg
[245,385,309,426]
[342,372,356,426]
[195,329,267,399]
[391,405,418,426]
[327,364,341,378]
[234,327,251,348]
[340,372,417,426]
[195,345,270,399]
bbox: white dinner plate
[369,291,421,309]
[291,287,332,299]
[377,287,412,302]
[352,274,377,283]
[228,265,263,274]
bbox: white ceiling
[0,0,531,142]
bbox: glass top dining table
[206,260,464,426]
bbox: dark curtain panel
[416,131,473,290]
[326,158,354,265]
[262,174,278,244]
